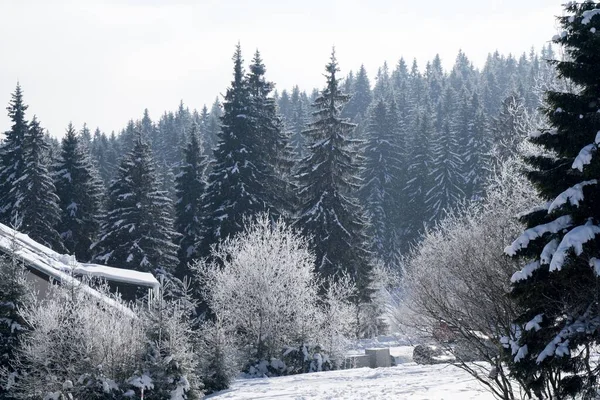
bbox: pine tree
[200,44,264,255]
[342,64,372,121]
[295,50,373,301]
[53,123,104,261]
[403,100,434,244]
[425,86,465,222]
[174,124,209,280]
[0,84,28,225]
[0,246,29,398]
[247,50,294,218]
[11,116,64,251]
[505,3,600,397]
[361,99,404,268]
[92,132,178,273]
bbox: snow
[572,144,596,172]
[525,314,543,332]
[549,222,600,271]
[582,8,600,25]
[514,345,528,363]
[540,238,559,265]
[0,222,159,316]
[590,257,600,276]
[504,215,573,256]
[207,363,495,400]
[511,260,541,283]
[547,180,597,213]
[74,263,159,289]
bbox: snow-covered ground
[208,338,493,400]
[207,362,494,399]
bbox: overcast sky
[0,0,562,137]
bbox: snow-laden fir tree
[53,123,104,261]
[361,99,404,268]
[0,242,29,398]
[0,84,28,226]
[11,116,64,251]
[200,45,265,255]
[505,3,600,397]
[294,50,373,302]
[247,50,295,218]
[174,124,209,280]
[92,130,178,273]
[403,101,434,245]
[425,86,465,222]
[342,64,372,122]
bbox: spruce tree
[0,84,28,225]
[92,132,178,273]
[174,124,208,280]
[506,3,600,397]
[247,50,294,218]
[11,116,64,251]
[295,50,373,301]
[200,44,265,255]
[361,99,404,268]
[0,249,29,398]
[425,86,465,222]
[403,101,434,244]
[342,64,372,121]
[53,123,104,261]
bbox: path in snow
[207,363,494,400]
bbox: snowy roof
[74,263,159,289]
[0,222,159,315]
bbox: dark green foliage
[92,132,178,273]
[295,50,373,302]
[0,84,28,226]
[247,50,295,219]
[54,123,104,261]
[361,99,404,268]
[11,116,64,251]
[174,124,209,280]
[0,252,29,398]
[200,45,266,254]
[506,3,600,397]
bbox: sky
[0,0,563,137]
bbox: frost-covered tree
[174,124,209,280]
[92,132,178,273]
[196,214,355,374]
[197,215,319,363]
[505,3,600,398]
[54,123,104,261]
[401,156,538,399]
[137,281,202,400]
[200,45,264,255]
[11,116,64,251]
[5,282,146,399]
[0,84,28,226]
[294,50,373,302]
